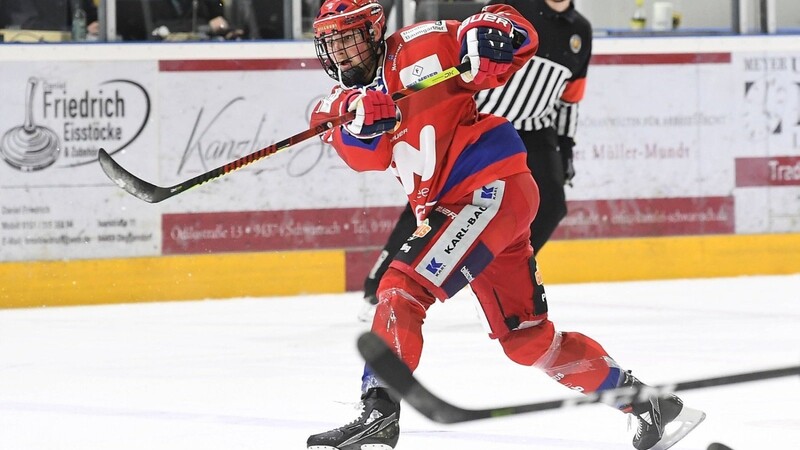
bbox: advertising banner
[731,52,800,233]
[0,61,159,262]
[162,206,404,254]
[2,45,799,264]
[154,61,404,215]
[566,51,800,237]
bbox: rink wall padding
[0,251,344,309]
[2,233,798,308]
[534,233,800,284]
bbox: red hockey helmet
[313,0,386,87]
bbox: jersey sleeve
[556,80,583,139]
[554,100,578,139]
[556,24,592,139]
[310,87,394,172]
[560,27,591,104]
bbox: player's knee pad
[497,320,556,366]
[372,268,436,371]
[377,268,436,310]
[374,286,426,322]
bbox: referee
[478,0,592,255]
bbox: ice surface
[1,274,798,450]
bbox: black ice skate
[622,372,706,450]
[307,387,400,450]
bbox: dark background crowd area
[0,0,291,41]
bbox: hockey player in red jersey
[307,1,705,449]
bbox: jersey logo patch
[400,21,448,42]
[399,55,443,87]
[570,34,582,54]
[390,124,437,195]
[412,220,432,238]
[425,257,445,276]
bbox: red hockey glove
[457,11,515,84]
[342,88,399,139]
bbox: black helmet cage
[314,23,382,87]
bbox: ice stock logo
[0,77,150,172]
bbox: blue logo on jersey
[426,258,444,276]
[480,186,496,199]
[375,75,388,94]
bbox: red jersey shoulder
[391,20,456,47]
[384,20,461,88]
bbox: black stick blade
[357,331,482,423]
[98,149,172,203]
[357,331,416,394]
[357,331,565,423]
[707,443,734,450]
[357,331,800,425]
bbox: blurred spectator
[83,0,100,37]
[0,0,67,31]
[229,0,286,39]
[71,0,100,40]
[164,0,232,36]
[115,0,241,41]
[0,0,97,40]
[0,0,97,31]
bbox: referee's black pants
[518,127,567,255]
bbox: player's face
[324,28,372,71]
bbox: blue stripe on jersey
[436,122,526,201]
[341,132,382,150]
[596,366,623,392]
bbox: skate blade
[650,406,706,450]
[307,446,392,450]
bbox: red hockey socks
[536,331,623,393]
[499,325,623,393]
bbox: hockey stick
[98,61,471,203]
[706,443,734,450]
[357,331,800,424]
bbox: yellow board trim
[537,233,800,284]
[0,251,345,309]
[2,234,799,308]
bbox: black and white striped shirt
[477,56,577,134]
[477,0,592,138]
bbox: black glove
[557,136,576,187]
